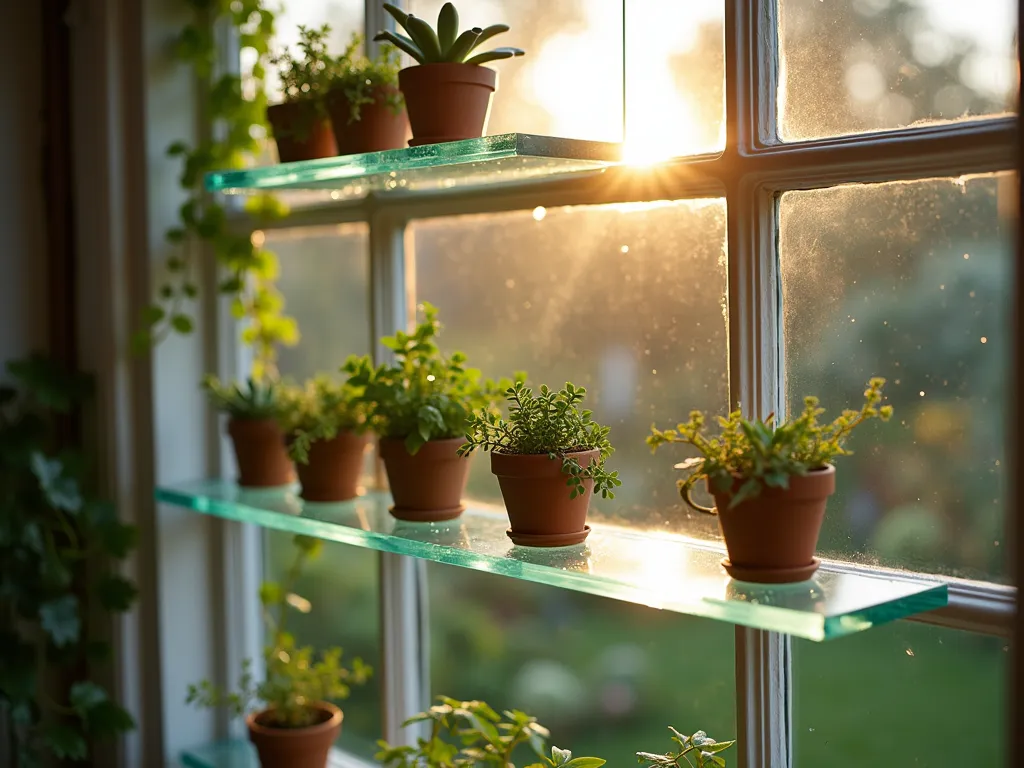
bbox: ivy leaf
[85,700,135,738]
[69,681,108,719]
[171,314,194,334]
[31,453,82,513]
[45,724,88,760]
[39,595,80,646]
[96,574,138,612]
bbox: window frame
[137,0,1019,765]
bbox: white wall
[0,2,48,360]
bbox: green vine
[136,0,298,380]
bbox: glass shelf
[158,480,947,641]
[205,134,621,198]
[182,741,355,768]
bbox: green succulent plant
[374,2,525,65]
[331,32,404,124]
[647,377,893,509]
[202,374,283,421]
[637,727,736,768]
[281,376,369,464]
[459,381,622,501]
[186,535,370,729]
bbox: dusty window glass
[428,563,736,766]
[262,225,379,758]
[794,622,1007,765]
[778,0,1018,141]
[780,174,1014,582]
[409,200,729,538]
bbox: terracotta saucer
[389,505,464,523]
[722,556,821,584]
[506,525,591,548]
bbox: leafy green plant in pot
[637,727,736,768]
[375,696,605,768]
[203,375,294,488]
[648,378,893,583]
[187,535,370,768]
[374,2,525,146]
[267,24,338,162]
[283,376,370,502]
[344,303,512,522]
[459,382,621,547]
[325,33,409,154]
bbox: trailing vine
[136,0,298,380]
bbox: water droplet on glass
[532,206,546,221]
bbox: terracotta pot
[696,465,836,583]
[246,702,342,768]
[398,63,497,146]
[227,417,294,488]
[296,431,369,502]
[326,86,410,155]
[266,101,337,163]
[379,437,468,522]
[492,449,598,547]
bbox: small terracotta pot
[296,431,369,502]
[326,86,410,155]
[492,449,599,547]
[246,702,342,768]
[266,101,337,163]
[398,63,497,146]
[379,437,468,522]
[227,417,294,488]
[697,465,836,583]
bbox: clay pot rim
[491,448,599,478]
[379,435,466,458]
[246,701,342,738]
[399,62,497,86]
[711,464,836,506]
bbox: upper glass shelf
[157,480,947,641]
[205,134,622,198]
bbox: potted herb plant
[459,382,621,547]
[283,376,370,503]
[648,378,893,583]
[343,303,510,522]
[203,375,294,488]
[637,727,736,768]
[187,535,370,768]
[375,696,605,768]
[374,3,524,146]
[267,24,338,163]
[326,33,409,154]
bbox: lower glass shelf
[157,480,948,641]
[181,741,359,768]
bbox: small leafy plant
[459,381,621,500]
[637,727,736,768]
[344,303,512,455]
[187,534,370,728]
[647,378,893,509]
[331,33,404,124]
[202,374,283,421]
[281,376,368,464]
[270,24,336,106]
[375,2,525,65]
[375,697,604,768]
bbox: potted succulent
[648,378,893,583]
[374,3,525,146]
[283,376,370,503]
[637,727,736,768]
[187,535,370,768]
[326,33,409,154]
[343,303,511,522]
[375,696,605,768]
[267,24,338,163]
[203,375,294,488]
[459,382,620,547]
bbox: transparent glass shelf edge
[181,741,359,768]
[204,133,623,193]
[156,480,948,642]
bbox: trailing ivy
[137,0,298,380]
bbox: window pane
[265,534,382,759]
[266,223,370,381]
[428,563,736,765]
[409,0,624,143]
[780,174,1014,582]
[778,0,1018,141]
[794,622,1007,765]
[409,200,729,538]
